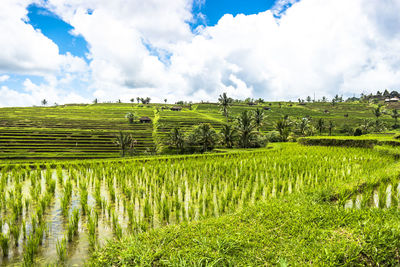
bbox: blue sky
[2,0,279,98]
[26,1,278,59]
[1,0,399,107]
[27,4,89,60]
[193,0,277,27]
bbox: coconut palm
[328,120,334,136]
[360,119,373,134]
[275,116,291,142]
[125,112,137,124]
[114,132,136,157]
[218,92,233,120]
[296,117,310,136]
[190,123,218,152]
[236,110,257,148]
[41,99,47,106]
[392,109,399,128]
[373,105,383,129]
[253,108,265,131]
[168,127,185,153]
[373,105,382,120]
[316,118,325,135]
[220,124,237,148]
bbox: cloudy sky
[0,0,400,107]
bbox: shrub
[266,131,281,142]
[353,128,363,136]
[298,137,378,148]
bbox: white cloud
[0,75,10,83]
[1,0,400,106]
[0,0,87,77]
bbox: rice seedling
[10,223,20,247]
[0,233,9,257]
[56,236,67,262]
[67,208,80,242]
[1,142,399,265]
[87,210,97,248]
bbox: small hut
[263,107,271,111]
[171,106,183,111]
[139,116,152,123]
[385,97,400,103]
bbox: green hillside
[0,101,398,161]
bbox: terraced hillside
[0,101,397,161]
[0,104,156,160]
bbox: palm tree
[392,109,399,128]
[168,127,185,153]
[93,98,98,104]
[218,92,233,120]
[296,117,310,136]
[236,110,257,148]
[191,123,218,152]
[316,118,325,135]
[114,132,136,157]
[41,99,47,106]
[328,120,334,136]
[164,99,167,104]
[125,112,137,124]
[373,105,382,120]
[373,105,382,129]
[360,119,373,134]
[220,124,237,148]
[136,97,140,104]
[275,116,291,142]
[253,108,265,131]
[130,98,135,107]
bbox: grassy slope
[89,194,400,266]
[0,101,397,161]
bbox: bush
[250,133,269,148]
[353,128,363,136]
[266,131,281,142]
[298,137,378,148]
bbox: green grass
[1,140,400,264]
[89,194,400,266]
[83,142,400,266]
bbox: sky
[1,0,400,107]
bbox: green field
[0,101,398,161]
[1,101,400,265]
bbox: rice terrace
[2,0,400,266]
[1,94,400,265]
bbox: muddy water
[0,170,125,266]
[344,183,400,209]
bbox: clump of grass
[10,223,20,247]
[0,233,10,257]
[80,180,88,215]
[67,209,80,242]
[56,236,67,262]
[112,211,123,240]
[87,210,98,248]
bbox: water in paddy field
[344,183,400,209]
[0,169,130,266]
[0,167,237,265]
